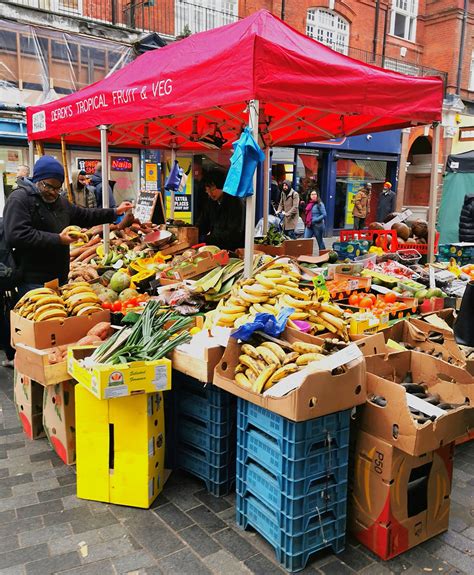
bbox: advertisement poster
[77,158,100,174]
[145,163,159,191]
[345,180,364,227]
[164,156,193,223]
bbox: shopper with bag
[277,180,299,238]
[303,190,326,250]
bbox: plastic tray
[179,417,236,454]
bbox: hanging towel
[223,127,264,198]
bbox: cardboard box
[75,385,166,508]
[13,370,45,440]
[166,225,199,246]
[359,351,473,455]
[349,430,453,560]
[213,328,366,421]
[171,345,224,383]
[11,310,110,350]
[290,328,386,357]
[253,238,314,257]
[68,346,172,400]
[43,381,76,465]
[15,343,70,386]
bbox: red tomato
[359,297,373,309]
[126,297,138,306]
[349,293,360,306]
[384,292,397,304]
[112,301,122,312]
[102,302,113,310]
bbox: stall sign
[174,194,191,212]
[77,159,100,174]
[135,190,158,223]
[111,156,133,172]
[165,156,193,223]
[145,163,158,191]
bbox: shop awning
[26,10,443,149]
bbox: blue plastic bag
[165,160,183,192]
[231,307,294,342]
[223,127,265,198]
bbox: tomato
[112,301,122,312]
[359,297,373,308]
[349,293,360,306]
[384,292,398,304]
[125,297,138,306]
[366,293,377,304]
[102,302,113,310]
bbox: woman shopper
[277,180,299,238]
[303,190,326,250]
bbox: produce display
[47,322,112,364]
[254,224,287,246]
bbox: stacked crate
[171,372,236,496]
[236,399,351,572]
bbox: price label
[348,280,359,291]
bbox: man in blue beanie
[3,155,132,294]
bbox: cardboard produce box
[15,343,69,387]
[349,430,454,560]
[43,381,76,465]
[75,386,166,508]
[171,345,224,383]
[359,351,473,455]
[13,370,45,440]
[68,346,172,400]
[160,250,229,282]
[253,238,314,257]
[213,328,366,422]
[11,309,110,350]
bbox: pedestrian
[13,164,29,190]
[69,170,97,208]
[3,155,132,295]
[352,185,371,230]
[376,181,396,223]
[459,194,474,242]
[277,180,299,238]
[90,162,116,208]
[196,168,245,251]
[303,190,326,250]
[270,175,280,215]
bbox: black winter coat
[4,179,116,285]
[459,194,474,242]
[196,193,245,251]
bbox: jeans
[304,224,326,250]
[353,217,366,230]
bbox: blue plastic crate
[238,428,349,479]
[179,417,236,454]
[178,440,235,468]
[236,459,348,517]
[236,493,346,572]
[175,373,235,407]
[178,391,235,425]
[237,400,351,443]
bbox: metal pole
[99,125,110,256]
[170,147,176,221]
[244,100,259,278]
[428,123,441,263]
[262,147,270,235]
[28,141,34,171]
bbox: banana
[296,353,325,366]
[234,314,252,328]
[235,363,245,374]
[281,295,316,310]
[239,354,261,375]
[220,305,247,315]
[251,303,270,314]
[34,308,68,322]
[260,270,282,279]
[242,283,275,297]
[217,312,245,324]
[253,364,278,394]
[254,274,276,289]
[33,303,66,317]
[63,286,97,299]
[259,341,286,363]
[290,311,309,320]
[241,344,262,360]
[283,351,301,365]
[262,303,278,313]
[70,301,101,315]
[256,345,281,366]
[263,363,299,390]
[75,305,102,316]
[32,295,65,309]
[292,341,323,355]
[245,368,256,382]
[28,290,60,303]
[64,293,100,308]
[235,373,252,389]
[275,284,311,300]
[238,288,267,304]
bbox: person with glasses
[3,155,132,296]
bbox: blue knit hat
[32,156,65,184]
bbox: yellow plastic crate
[68,346,172,400]
[75,386,166,508]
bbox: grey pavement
[0,365,473,575]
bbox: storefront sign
[77,159,100,174]
[111,156,133,172]
[174,194,191,212]
[458,127,474,142]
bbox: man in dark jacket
[376,182,396,222]
[90,162,116,208]
[459,194,474,242]
[196,168,245,251]
[3,155,132,294]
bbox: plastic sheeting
[438,172,473,244]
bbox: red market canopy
[27,10,443,150]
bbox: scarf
[305,201,316,228]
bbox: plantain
[296,353,325,366]
[292,341,323,355]
[263,363,299,390]
[256,345,281,366]
[259,341,286,363]
[241,344,262,360]
[252,364,278,394]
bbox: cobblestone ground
[1,367,473,575]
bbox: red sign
[77,158,100,174]
[111,156,133,172]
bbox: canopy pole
[28,141,34,171]
[170,147,176,221]
[61,136,73,204]
[262,147,270,235]
[428,122,441,264]
[244,100,259,278]
[99,125,110,256]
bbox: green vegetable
[109,271,131,293]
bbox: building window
[52,1,82,15]
[306,8,350,55]
[390,0,418,42]
[175,0,238,35]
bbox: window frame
[390,0,418,42]
[306,7,350,55]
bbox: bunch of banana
[61,283,102,316]
[233,337,330,394]
[63,226,89,244]
[14,288,68,322]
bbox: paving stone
[186,504,226,534]
[81,538,138,564]
[58,473,77,486]
[16,497,63,519]
[402,546,452,572]
[0,515,43,538]
[336,544,374,571]
[33,466,74,481]
[381,555,414,574]
[43,506,95,527]
[1,535,19,552]
[0,493,39,513]
[212,527,259,561]
[431,543,474,573]
[48,528,104,555]
[4,441,26,451]
[358,564,393,575]
[319,559,357,574]
[98,523,129,541]
[112,550,158,573]
[0,473,32,488]
[0,543,49,570]
[12,477,60,497]
[158,548,212,575]
[30,450,60,463]
[449,516,469,533]
[0,469,9,479]
[37,483,77,502]
[153,502,194,531]
[25,551,81,574]
[204,549,253,575]
[110,505,146,522]
[439,529,474,554]
[0,427,22,437]
[0,485,12,498]
[125,514,185,559]
[71,510,119,534]
[59,558,116,575]
[178,524,221,558]
[62,495,88,510]
[163,485,201,513]
[217,506,237,524]
[0,566,26,575]
[244,552,286,574]
[19,522,73,547]
[463,526,474,540]
[195,490,233,513]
